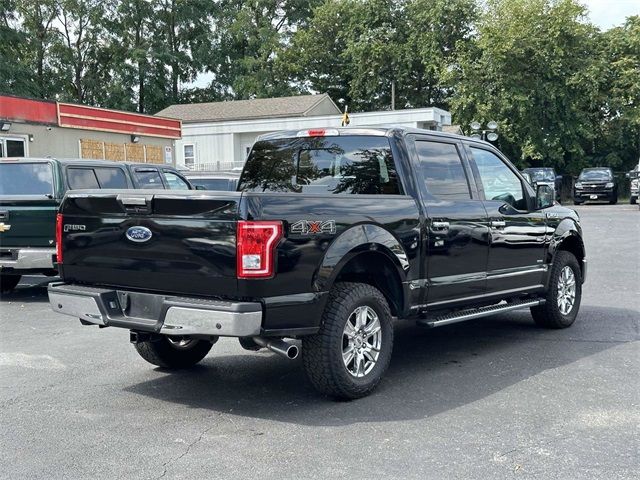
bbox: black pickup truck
[48,128,586,399]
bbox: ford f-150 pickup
[47,127,587,399]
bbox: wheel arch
[315,224,410,317]
[547,219,586,283]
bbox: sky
[582,0,638,30]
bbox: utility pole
[391,80,395,111]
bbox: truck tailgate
[0,198,58,248]
[59,191,240,297]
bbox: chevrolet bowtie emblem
[0,223,11,233]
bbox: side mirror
[195,184,206,190]
[536,184,554,209]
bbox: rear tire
[0,274,21,294]
[134,336,213,368]
[531,251,582,329]
[303,282,394,400]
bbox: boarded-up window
[105,143,126,161]
[80,139,104,159]
[125,143,145,162]
[145,145,163,164]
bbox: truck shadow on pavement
[124,305,637,426]
[0,277,55,304]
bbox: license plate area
[117,291,165,320]
[590,194,598,199]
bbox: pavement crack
[154,420,219,479]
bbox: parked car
[48,127,586,399]
[0,158,193,293]
[626,162,639,205]
[522,167,561,201]
[183,171,240,191]
[573,167,617,205]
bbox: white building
[156,94,452,170]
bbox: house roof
[155,93,340,123]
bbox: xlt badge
[0,223,11,233]
[290,220,336,235]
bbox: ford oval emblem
[126,226,152,243]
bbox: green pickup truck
[0,158,194,293]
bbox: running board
[417,299,544,328]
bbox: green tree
[450,0,600,173]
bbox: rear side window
[68,167,100,189]
[134,169,163,189]
[95,167,128,188]
[415,141,470,200]
[189,178,234,191]
[0,163,54,196]
[238,136,402,195]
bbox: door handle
[432,221,450,230]
[491,220,506,228]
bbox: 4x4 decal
[290,220,336,235]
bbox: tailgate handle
[117,195,151,214]
[120,197,147,206]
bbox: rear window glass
[238,136,402,194]
[95,167,128,188]
[0,162,54,196]
[134,169,164,189]
[67,168,100,189]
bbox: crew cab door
[409,137,490,306]
[467,146,547,294]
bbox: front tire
[303,282,394,400]
[0,274,21,294]
[531,251,582,329]
[134,336,213,368]
[630,196,637,205]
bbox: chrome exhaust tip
[252,337,299,360]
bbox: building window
[184,144,195,166]
[0,136,27,157]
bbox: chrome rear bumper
[0,248,56,270]
[48,283,262,337]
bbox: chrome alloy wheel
[342,305,382,378]
[557,266,576,315]
[166,337,195,349]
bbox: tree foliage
[0,0,638,172]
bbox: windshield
[0,162,54,196]
[579,170,611,181]
[525,168,555,182]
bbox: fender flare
[314,223,410,294]
[545,218,586,284]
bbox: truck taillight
[55,213,63,264]
[236,221,283,278]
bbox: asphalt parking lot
[1,204,638,479]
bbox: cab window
[95,167,128,188]
[162,171,190,190]
[471,148,526,210]
[134,168,163,189]
[67,167,100,189]
[415,141,471,200]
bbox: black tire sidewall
[330,293,393,391]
